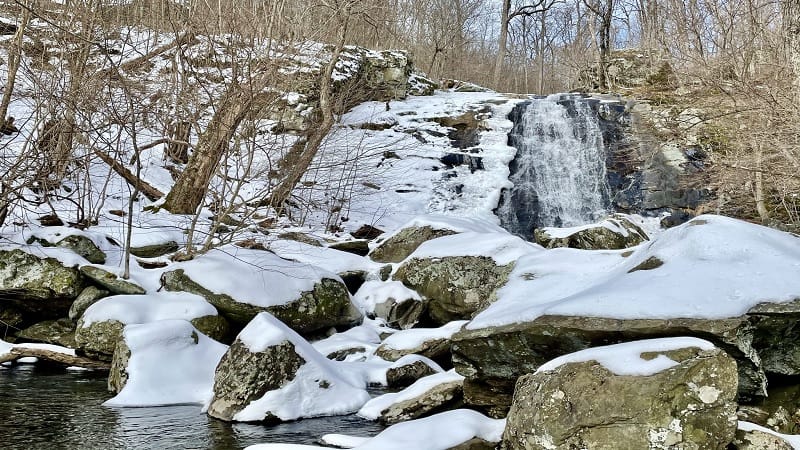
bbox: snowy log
[0,347,110,370]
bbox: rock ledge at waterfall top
[469,214,800,329]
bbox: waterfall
[497,94,611,238]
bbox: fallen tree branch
[0,347,110,370]
[93,148,165,201]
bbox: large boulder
[75,292,228,359]
[534,214,648,250]
[369,226,457,263]
[0,248,85,317]
[453,215,800,415]
[106,320,228,406]
[161,246,361,333]
[395,255,514,325]
[501,338,738,450]
[207,312,369,422]
[393,232,531,325]
[452,314,763,416]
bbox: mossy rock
[129,242,179,258]
[55,235,106,264]
[108,336,131,393]
[0,249,85,316]
[69,286,110,321]
[369,226,457,263]
[161,269,361,334]
[80,266,146,295]
[534,216,648,250]
[16,318,77,348]
[207,340,305,422]
[76,314,229,359]
[501,345,738,449]
[452,315,767,416]
[394,256,514,325]
[75,319,124,361]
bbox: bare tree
[582,0,615,90]
[493,0,556,89]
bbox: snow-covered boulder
[161,246,361,332]
[369,227,456,263]
[393,232,533,324]
[207,312,370,422]
[0,248,85,316]
[375,321,467,362]
[501,338,738,450]
[453,215,800,414]
[106,320,227,406]
[369,216,510,264]
[533,214,648,250]
[354,281,425,329]
[52,235,107,264]
[359,369,464,424]
[75,292,228,359]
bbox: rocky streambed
[3,213,800,449]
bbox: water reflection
[0,365,383,450]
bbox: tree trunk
[269,8,350,214]
[161,87,255,214]
[493,0,511,89]
[786,0,800,101]
[0,3,30,123]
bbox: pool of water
[0,364,383,450]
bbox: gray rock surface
[452,315,765,416]
[68,286,110,321]
[161,269,360,333]
[0,249,84,316]
[501,343,738,449]
[369,226,456,263]
[80,266,146,295]
[394,256,513,325]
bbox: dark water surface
[0,365,383,450]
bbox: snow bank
[233,313,370,422]
[246,409,505,450]
[80,292,218,327]
[104,320,227,407]
[403,231,538,265]
[470,215,800,329]
[738,421,800,448]
[358,369,462,420]
[380,321,467,351]
[175,245,339,308]
[536,337,716,376]
[268,239,382,275]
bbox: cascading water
[497,94,611,238]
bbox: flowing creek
[0,365,383,450]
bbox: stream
[0,364,383,450]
